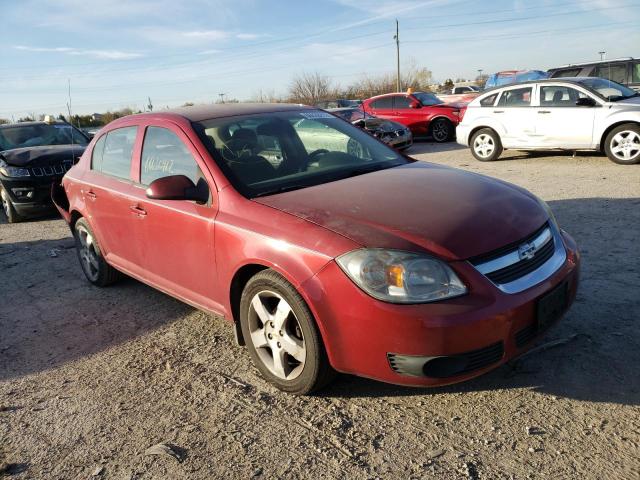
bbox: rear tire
[430,118,453,143]
[470,128,503,162]
[239,269,335,394]
[0,187,22,223]
[604,123,640,165]
[73,218,121,286]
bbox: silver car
[457,77,640,164]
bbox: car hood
[254,162,548,260]
[613,95,640,106]
[0,145,85,167]
[362,118,407,132]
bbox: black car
[0,121,88,222]
[327,107,413,150]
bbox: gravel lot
[1,144,639,479]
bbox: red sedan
[361,91,463,142]
[53,104,580,394]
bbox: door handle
[493,110,504,113]
[129,205,147,216]
[538,110,551,114]
[85,190,97,201]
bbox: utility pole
[599,51,606,61]
[218,93,226,104]
[394,19,400,92]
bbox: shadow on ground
[1,197,639,406]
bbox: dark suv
[0,121,88,222]
[548,57,640,92]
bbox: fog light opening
[11,187,35,199]
[422,356,468,378]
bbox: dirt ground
[1,144,639,480]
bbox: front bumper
[302,230,580,386]
[0,176,59,216]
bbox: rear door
[391,95,425,135]
[533,84,597,148]
[493,85,535,147]
[82,125,145,272]
[366,97,394,122]
[128,122,220,311]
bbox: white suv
[457,78,640,165]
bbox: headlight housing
[336,249,467,304]
[0,160,30,178]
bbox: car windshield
[413,92,443,106]
[0,123,88,151]
[193,110,410,198]
[576,78,638,101]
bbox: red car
[361,91,463,142]
[53,104,580,394]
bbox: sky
[1,0,639,119]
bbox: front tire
[470,128,503,162]
[430,118,453,143]
[604,123,640,165]
[239,270,334,394]
[1,187,22,223]
[73,218,121,286]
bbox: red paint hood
[254,162,548,260]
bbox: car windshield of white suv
[194,111,410,198]
[577,78,638,101]
[0,123,89,151]
[413,92,444,106]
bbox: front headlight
[0,161,30,178]
[336,249,467,303]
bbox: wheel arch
[599,120,640,152]
[469,125,500,142]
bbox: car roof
[480,77,596,94]
[125,103,311,123]
[367,91,434,101]
[0,121,68,129]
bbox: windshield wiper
[252,183,311,197]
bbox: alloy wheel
[473,133,495,159]
[247,290,306,380]
[76,225,100,282]
[432,120,449,142]
[610,130,640,162]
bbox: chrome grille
[471,222,566,294]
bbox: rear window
[91,126,137,180]
[479,93,498,107]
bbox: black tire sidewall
[239,270,327,394]
[1,187,21,223]
[604,124,640,165]
[431,118,452,143]
[73,218,117,287]
[470,128,503,162]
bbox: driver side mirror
[575,97,596,107]
[146,175,209,204]
[409,101,421,109]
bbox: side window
[632,62,640,83]
[479,93,498,107]
[141,127,202,186]
[371,97,393,109]
[98,127,137,180]
[540,86,587,107]
[595,64,628,85]
[393,96,411,109]
[91,134,106,171]
[551,68,582,78]
[497,87,532,107]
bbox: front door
[532,84,597,148]
[129,123,220,312]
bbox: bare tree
[475,73,489,89]
[343,61,434,99]
[288,72,337,105]
[251,89,285,103]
